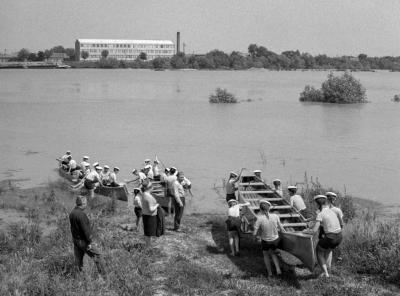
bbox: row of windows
[81,43,174,49]
[84,54,170,60]
[88,49,173,54]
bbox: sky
[1,0,399,57]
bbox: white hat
[273,179,281,183]
[326,192,337,198]
[83,156,89,160]
[66,150,71,154]
[132,169,138,174]
[81,161,90,167]
[230,171,238,177]
[114,167,120,171]
[259,200,271,206]
[144,159,151,163]
[170,166,177,170]
[104,165,110,169]
[144,164,152,169]
[154,159,159,164]
[314,195,327,201]
[287,185,297,190]
[227,199,238,204]
[93,162,99,167]
[253,170,262,174]
[95,166,103,170]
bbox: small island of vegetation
[299,72,367,104]
[392,94,400,102]
[209,88,238,104]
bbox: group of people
[68,155,193,277]
[225,169,344,278]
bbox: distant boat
[56,64,71,69]
[237,173,318,271]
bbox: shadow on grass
[209,216,303,289]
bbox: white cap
[81,161,90,167]
[83,156,89,160]
[92,162,99,167]
[154,159,159,164]
[170,166,177,170]
[227,199,238,204]
[132,169,138,174]
[229,171,238,177]
[259,200,271,206]
[96,166,103,170]
[273,179,281,183]
[66,150,71,154]
[287,185,297,190]
[144,164,152,169]
[253,170,262,174]
[104,165,110,169]
[314,195,327,201]
[114,167,120,171]
[326,192,337,198]
[144,159,151,163]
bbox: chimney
[176,32,180,54]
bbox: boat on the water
[57,164,130,202]
[237,173,318,271]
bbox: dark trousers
[73,238,106,275]
[173,197,185,230]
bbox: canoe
[57,165,129,202]
[237,173,318,271]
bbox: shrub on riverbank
[209,88,238,103]
[392,94,400,102]
[300,72,367,103]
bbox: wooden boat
[237,173,318,271]
[57,162,129,202]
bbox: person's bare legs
[326,250,333,269]
[317,245,329,277]
[270,250,282,275]
[228,232,235,256]
[233,232,239,255]
[262,251,273,277]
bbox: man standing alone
[69,195,106,277]
[172,171,187,231]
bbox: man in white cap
[80,156,90,170]
[226,199,250,256]
[144,164,154,180]
[253,170,265,183]
[172,171,188,231]
[127,169,147,186]
[109,167,120,187]
[225,168,244,203]
[287,185,309,219]
[60,150,72,168]
[92,162,100,171]
[272,179,283,197]
[253,199,285,277]
[67,155,78,174]
[84,166,102,198]
[100,165,111,186]
[307,195,342,278]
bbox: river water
[0,69,399,212]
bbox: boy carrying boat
[225,169,244,203]
[226,199,249,256]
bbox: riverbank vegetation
[0,179,399,295]
[8,44,400,71]
[209,88,238,103]
[299,72,367,103]
[392,94,400,102]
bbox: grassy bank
[0,179,399,295]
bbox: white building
[75,39,175,61]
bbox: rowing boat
[126,179,171,211]
[57,164,129,202]
[237,173,318,271]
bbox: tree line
[11,44,400,71]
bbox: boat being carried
[237,173,318,271]
[57,161,129,202]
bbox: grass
[0,179,399,295]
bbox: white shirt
[147,169,154,179]
[69,159,77,169]
[290,194,306,211]
[138,172,147,184]
[253,213,281,242]
[86,171,100,182]
[153,165,160,177]
[228,204,241,217]
[173,180,185,201]
[100,171,110,182]
[316,207,342,233]
[109,172,117,183]
[226,179,236,195]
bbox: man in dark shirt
[69,195,105,276]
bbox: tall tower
[176,32,180,54]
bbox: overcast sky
[1,0,399,56]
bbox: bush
[98,57,119,69]
[300,72,367,103]
[209,88,238,103]
[392,94,400,102]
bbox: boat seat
[270,205,292,210]
[282,222,308,228]
[240,190,274,194]
[238,182,267,186]
[277,213,301,218]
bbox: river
[0,69,399,212]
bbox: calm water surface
[0,69,399,212]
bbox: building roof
[77,39,174,45]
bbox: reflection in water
[0,69,399,209]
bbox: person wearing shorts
[253,200,286,277]
[226,199,249,256]
[309,195,343,278]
